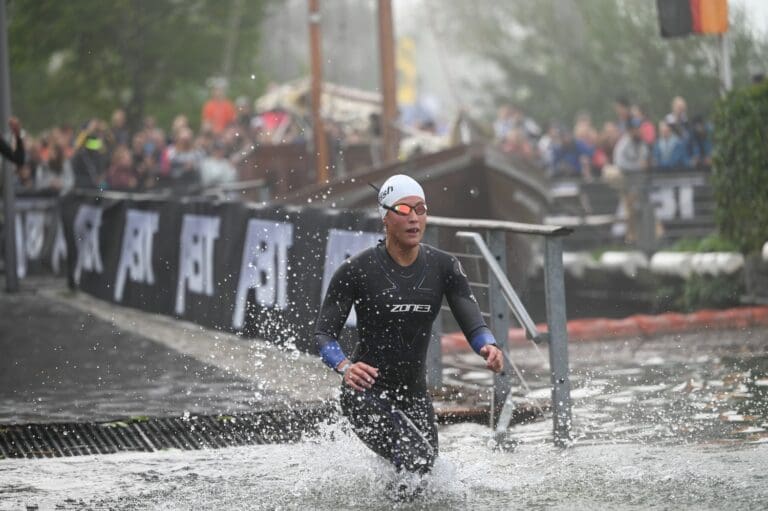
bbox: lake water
[1,329,767,510]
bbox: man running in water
[315,174,503,475]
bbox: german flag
[657,0,729,38]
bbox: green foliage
[7,0,268,132]
[665,238,701,252]
[652,281,682,312]
[653,233,744,312]
[680,274,743,311]
[668,233,739,253]
[711,80,768,254]
[424,0,767,124]
[654,273,743,313]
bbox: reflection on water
[564,354,768,447]
[565,336,768,447]
[1,331,767,510]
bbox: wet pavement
[0,277,338,424]
[0,290,254,423]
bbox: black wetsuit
[315,242,491,473]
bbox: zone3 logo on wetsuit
[389,304,431,313]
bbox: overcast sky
[389,0,766,123]
[394,0,768,38]
[732,0,768,35]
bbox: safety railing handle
[455,231,546,344]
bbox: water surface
[1,329,767,510]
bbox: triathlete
[315,174,503,475]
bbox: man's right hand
[340,361,379,392]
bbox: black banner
[0,197,66,278]
[60,194,383,352]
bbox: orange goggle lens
[390,203,428,216]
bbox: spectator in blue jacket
[553,129,594,180]
[653,120,688,170]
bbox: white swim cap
[377,174,425,218]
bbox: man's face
[384,195,427,250]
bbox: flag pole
[719,31,733,96]
[308,0,329,185]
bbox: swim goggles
[368,182,428,216]
[386,202,428,216]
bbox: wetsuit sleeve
[0,133,24,166]
[314,261,356,370]
[444,255,497,354]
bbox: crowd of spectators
[493,95,714,181]
[7,85,717,198]
[11,83,314,196]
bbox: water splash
[1,420,766,510]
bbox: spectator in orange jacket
[201,85,236,135]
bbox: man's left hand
[480,344,503,373]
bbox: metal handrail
[429,215,573,237]
[68,188,173,200]
[423,219,572,448]
[203,178,268,193]
[455,231,546,344]
[453,230,550,438]
[64,178,269,202]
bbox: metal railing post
[429,216,572,444]
[424,226,443,390]
[487,229,512,425]
[638,172,657,255]
[1,0,19,292]
[543,236,572,446]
